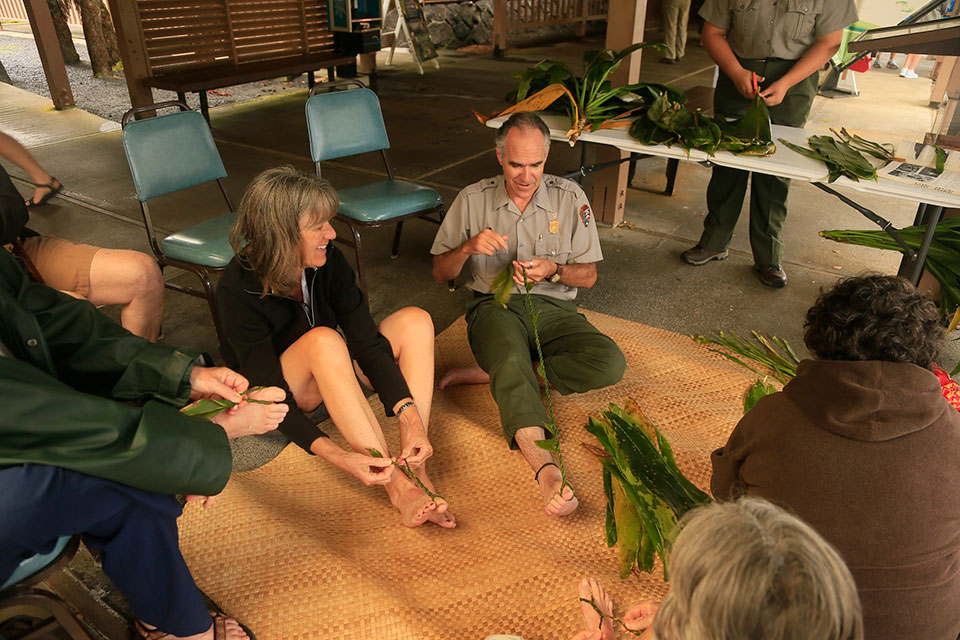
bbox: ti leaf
[490,263,515,308]
[744,377,778,414]
[611,475,642,579]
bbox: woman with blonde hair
[569,498,862,640]
[216,166,454,529]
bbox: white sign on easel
[382,0,440,75]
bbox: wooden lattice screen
[137,0,336,74]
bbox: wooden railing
[0,0,81,26]
[492,0,607,51]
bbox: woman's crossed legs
[280,307,455,529]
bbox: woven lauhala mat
[177,311,757,640]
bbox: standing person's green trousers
[699,58,819,267]
[465,294,626,448]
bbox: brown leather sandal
[135,612,256,640]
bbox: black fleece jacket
[215,246,411,451]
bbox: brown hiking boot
[754,263,787,288]
[681,244,729,266]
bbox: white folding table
[488,113,960,284]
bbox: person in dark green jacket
[0,248,288,640]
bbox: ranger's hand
[512,259,557,285]
[733,67,762,99]
[462,229,508,256]
[759,78,790,106]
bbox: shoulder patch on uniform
[579,204,592,227]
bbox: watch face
[549,274,560,283]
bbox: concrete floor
[0,31,949,638]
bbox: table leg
[899,204,944,285]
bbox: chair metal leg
[348,225,368,300]
[195,268,223,342]
[391,221,404,258]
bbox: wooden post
[105,0,155,114]
[576,0,586,37]
[590,0,645,225]
[22,0,74,109]
[493,0,507,56]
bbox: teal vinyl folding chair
[305,80,445,297]
[121,102,236,340]
[0,536,91,639]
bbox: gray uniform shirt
[700,0,858,60]
[431,174,602,301]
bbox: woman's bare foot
[416,468,456,529]
[389,472,456,529]
[137,615,248,640]
[578,579,615,640]
[438,362,490,389]
[210,386,288,439]
[539,465,579,517]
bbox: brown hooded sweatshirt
[712,359,960,640]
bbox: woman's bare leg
[280,326,446,528]
[356,307,455,528]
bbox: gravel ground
[0,30,316,122]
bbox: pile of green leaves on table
[484,42,684,145]
[584,399,712,580]
[778,128,895,182]
[821,218,960,324]
[693,331,799,412]
[630,92,776,156]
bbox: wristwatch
[547,263,563,284]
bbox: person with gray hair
[569,498,863,640]
[431,112,625,518]
[217,166,455,530]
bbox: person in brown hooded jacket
[712,275,960,640]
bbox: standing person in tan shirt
[680,0,858,287]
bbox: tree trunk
[77,0,111,77]
[98,0,120,67]
[48,0,80,64]
[0,60,12,85]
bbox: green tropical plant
[693,330,800,384]
[479,43,682,144]
[584,399,712,580]
[630,92,775,156]
[821,219,960,320]
[778,129,893,182]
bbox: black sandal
[25,178,63,208]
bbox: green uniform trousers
[700,57,819,266]
[466,294,626,448]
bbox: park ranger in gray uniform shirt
[681,0,858,287]
[431,112,625,519]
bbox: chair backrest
[305,87,390,162]
[122,110,228,201]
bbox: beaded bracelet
[395,400,416,417]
